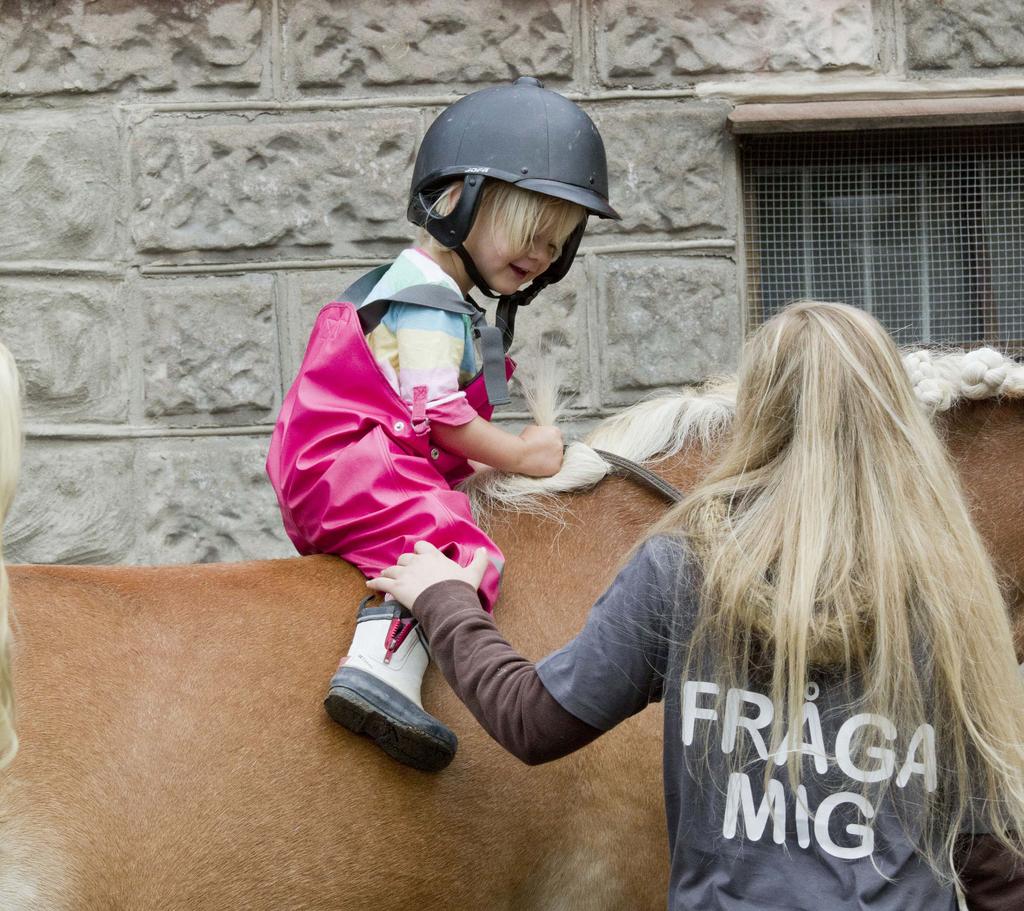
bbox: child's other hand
[515,424,563,477]
[367,542,490,609]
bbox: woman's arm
[413,579,602,764]
[369,539,683,763]
[957,833,1024,910]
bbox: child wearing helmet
[266,77,619,773]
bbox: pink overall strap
[411,385,428,432]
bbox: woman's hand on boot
[368,542,490,609]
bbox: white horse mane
[462,347,1024,515]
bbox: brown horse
[1,354,1022,910]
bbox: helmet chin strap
[454,244,498,300]
[454,244,549,351]
[495,280,549,351]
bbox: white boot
[324,598,458,772]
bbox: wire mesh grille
[741,125,1024,354]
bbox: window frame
[731,97,1024,352]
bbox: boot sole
[325,683,457,773]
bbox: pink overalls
[266,300,511,612]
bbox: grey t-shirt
[536,536,960,911]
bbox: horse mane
[463,346,1024,516]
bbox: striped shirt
[365,248,479,426]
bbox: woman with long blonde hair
[371,301,1024,909]
[0,341,21,770]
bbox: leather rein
[591,448,684,505]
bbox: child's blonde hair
[0,341,20,769]
[419,181,585,262]
[657,300,1024,884]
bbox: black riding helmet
[408,76,619,317]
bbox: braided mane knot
[903,347,1024,413]
[903,350,954,413]
[961,348,1010,400]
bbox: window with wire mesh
[741,125,1024,353]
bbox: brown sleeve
[411,580,603,765]
[956,833,1024,911]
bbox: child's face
[462,223,560,295]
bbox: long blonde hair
[656,301,1024,881]
[420,180,584,263]
[0,342,20,769]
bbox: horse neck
[480,470,679,654]
[938,399,1024,652]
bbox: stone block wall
[0,0,1018,565]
